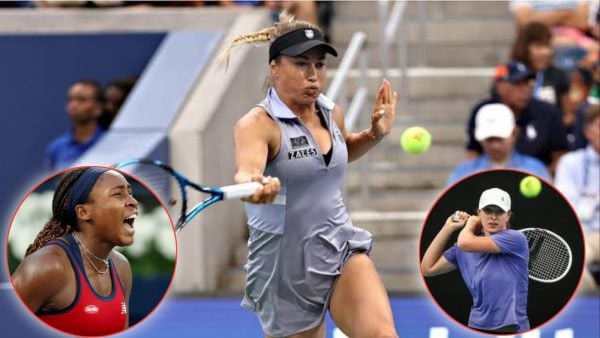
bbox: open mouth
[123,213,137,233]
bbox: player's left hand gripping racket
[519,228,573,283]
[114,159,278,233]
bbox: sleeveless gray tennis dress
[242,88,373,337]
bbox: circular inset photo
[6,166,177,337]
[419,169,585,335]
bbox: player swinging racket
[11,167,136,336]
[421,187,530,334]
[223,10,399,338]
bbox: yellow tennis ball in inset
[400,126,432,154]
[520,175,542,198]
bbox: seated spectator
[510,22,570,119]
[510,0,594,31]
[45,80,106,172]
[568,65,596,149]
[448,103,549,186]
[99,77,136,129]
[466,61,569,173]
[554,103,600,291]
[509,0,599,70]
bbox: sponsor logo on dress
[121,302,127,315]
[290,136,309,149]
[288,148,318,160]
[84,305,99,314]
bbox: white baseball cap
[474,103,515,141]
[479,188,511,212]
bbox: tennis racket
[519,228,572,283]
[114,159,277,233]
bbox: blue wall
[0,33,164,282]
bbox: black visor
[269,28,338,62]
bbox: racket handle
[451,211,460,222]
[220,182,263,200]
[221,182,286,205]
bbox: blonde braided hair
[218,10,322,68]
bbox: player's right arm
[11,245,70,313]
[233,107,281,204]
[421,211,468,277]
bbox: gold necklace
[73,232,110,274]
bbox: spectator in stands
[448,103,549,186]
[572,61,600,149]
[99,77,136,129]
[554,103,599,291]
[45,80,106,172]
[466,61,569,173]
[510,22,570,120]
[510,0,594,31]
[509,0,599,70]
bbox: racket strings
[525,230,571,281]
[120,165,183,210]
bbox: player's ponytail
[218,9,322,68]
[25,168,87,257]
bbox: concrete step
[346,167,448,190]
[330,42,510,68]
[395,97,478,122]
[331,19,515,45]
[328,67,493,101]
[363,143,465,168]
[344,188,443,212]
[338,96,479,125]
[371,238,419,270]
[334,0,510,22]
[351,211,427,238]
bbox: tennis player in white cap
[421,187,530,334]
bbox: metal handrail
[326,31,370,201]
[326,32,366,103]
[326,31,369,131]
[378,0,408,79]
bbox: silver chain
[73,232,110,274]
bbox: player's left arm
[111,250,132,328]
[333,79,398,162]
[457,216,501,253]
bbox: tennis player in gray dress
[224,10,400,338]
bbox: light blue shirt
[44,127,106,172]
[555,146,600,231]
[444,230,530,332]
[447,151,551,187]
